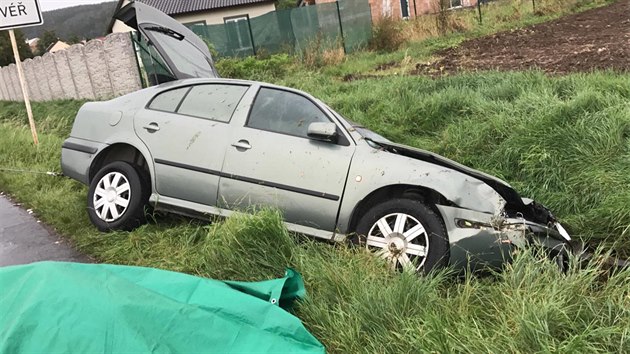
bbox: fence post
[532,0,536,12]
[247,17,257,56]
[336,1,347,54]
[477,0,482,24]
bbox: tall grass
[1,71,629,352]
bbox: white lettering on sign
[0,0,43,30]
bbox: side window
[178,84,249,122]
[148,87,190,112]
[247,88,331,138]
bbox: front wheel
[354,198,449,274]
[87,161,150,232]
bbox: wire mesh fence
[190,0,373,58]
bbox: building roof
[109,0,275,32]
[137,0,274,15]
[48,41,71,53]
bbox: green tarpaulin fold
[0,262,324,353]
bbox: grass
[1,70,629,352]
[1,1,629,351]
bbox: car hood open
[115,1,218,80]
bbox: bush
[215,53,294,81]
[301,36,346,69]
[369,16,406,52]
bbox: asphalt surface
[0,194,91,267]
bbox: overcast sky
[40,0,116,12]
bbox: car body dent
[434,205,566,268]
[337,142,507,232]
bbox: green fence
[190,0,372,58]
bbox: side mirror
[307,122,338,143]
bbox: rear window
[147,30,216,78]
[147,87,190,112]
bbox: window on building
[224,16,252,54]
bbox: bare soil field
[416,0,630,75]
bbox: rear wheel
[354,198,449,274]
[87,161,150,231]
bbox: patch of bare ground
[414,1,630,76]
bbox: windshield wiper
[363,137,386,149]
[144,26,184,41]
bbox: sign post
[1,0,44,145]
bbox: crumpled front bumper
[436,205,570,270]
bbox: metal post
[413,0,418,18]
[246,17,256,56]
[477,0,482,24]
[336,1,347,54]
[8,29,38,146]
[532,0,536,12]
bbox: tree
[67,35,81,44]
[36,30,59,54]
[0,30,34,67]
[276,0,297,10]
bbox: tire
[354,198,449,274]
[87,161,150,232]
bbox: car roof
[155,78,315,98]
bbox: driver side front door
[218,87,356,232]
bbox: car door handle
[143,123,160,132]
[231,140,251,150]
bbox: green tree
[36,30,59,54]
[276,0,297,10]
[0,30,34,67]
[67,35,81,44]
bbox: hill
[21,1,117,41]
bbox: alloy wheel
[366,213,430,271]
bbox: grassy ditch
[1,71,629,352]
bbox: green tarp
[0,262,325,353]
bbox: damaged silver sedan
[61,2,571,273]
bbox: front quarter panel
[337,144,506,233]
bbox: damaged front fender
[337,148,509,233]
[436,205,568,269]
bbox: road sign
[0,0,43,30]
[0,0,43,145]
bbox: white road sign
[0,0,43,30]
